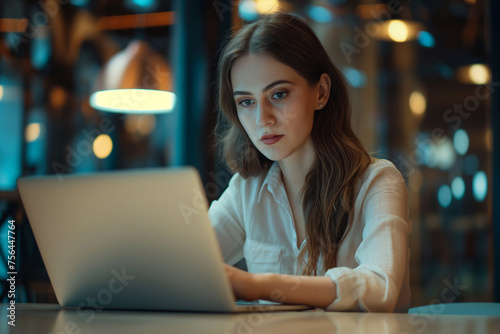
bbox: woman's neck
[279,137,316,203]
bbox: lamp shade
[90,40,175,113]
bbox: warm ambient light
[124,115,156,136]
[388,20,408,42]
[89,89,175,114]
[0,18,28,32]
[239,0,284,19]
[469,64,489,85]
[50,86,67,108]
[0,13,174,33]
[355,4,388,20]
[374,20,423,42]
[92,134,113,159]
[256,0,281,14]
[0,85,3,100]
[485,129,492,151]
[456,64,490,84]
[97,11,175,31]
[409,91,426,115]
[25,123,41,142]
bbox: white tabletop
[2,303,500,334]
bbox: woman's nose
[256,103,276,127]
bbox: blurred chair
[409,303,500,316]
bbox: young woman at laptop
[208,12,411,312]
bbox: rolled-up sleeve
[208,173,246,266]
[324,166,411,312]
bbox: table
[2,303,499,334]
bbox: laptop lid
[17,167,239,312]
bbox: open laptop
[17,167,312,313]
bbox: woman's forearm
[255,273,337,308]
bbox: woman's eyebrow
[233,80,294,96]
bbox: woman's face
[231,53,322,163]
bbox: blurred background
[0,0,498,308]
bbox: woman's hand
[224,264,337,308]
[223,264,262,301]
[223,264,337,308]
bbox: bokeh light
[453,129,469,155]
[473,171,487,202]
[256,0,281,14]
[417,31,435,48]
[438,184,452,208]
[410,91,426,115]
[239,0,258,21]
[25,123,41,142]
[92,134,113,159]
[433,138,456,170]
[308,6,333,23]
[343,67,367,88]
[388,20,408,42]
[451,177,465,200]
[468,64,489,85]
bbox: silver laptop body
[17,167,311,313]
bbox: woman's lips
[261,135,284,145]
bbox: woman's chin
[258,150,285,162]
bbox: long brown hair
[215,12,371,275]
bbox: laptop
[17,167,312,313]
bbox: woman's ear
[316,73,331,109]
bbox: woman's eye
[273,91,288,100]
[238,99,252,107]
[237,91,287,108]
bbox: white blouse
[208,158,411,312]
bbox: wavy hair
[215,12,371,275]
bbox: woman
[208,12,411,312]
